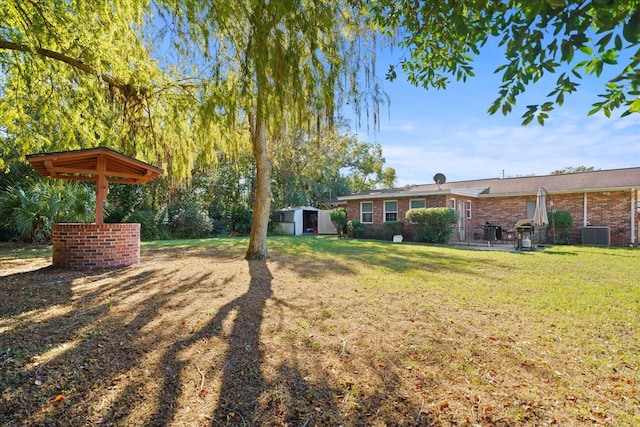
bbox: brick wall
[52,223,140,269]
[344,190,637,246]
[476,191,634,245]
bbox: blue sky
[353,48,640,187]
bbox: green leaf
[588,104,602,116]
[614,34,623,51]
[579,46,594,55]
[561,40,574,62]
[522,113,535,125]
[488,101,501,115]
[623,9,640,43]
[602,49,619,65]
[541,102,554,112]
[537,112,548,125]
[596,32,613,53]
[542,61,559,72]
[385,65,397,81]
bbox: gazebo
[26,147,163,269]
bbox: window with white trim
[410,199,426,209]
[526,200,536,219]
[450,198,456,211]
[384,200,398,222]
[361,201,373,223]
[466,200,472,219]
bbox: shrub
[406,207,458,243]
[360,222,404,241]
[105,184,143,223]
[383,221,404,237]
[363,224,384,240]
[170,206,214,239]
[124,209,169,241]
[210,218,227,236]
[347,219,365,238]
[330,208,347,237]
[224,205,252,236]
[548,210,573,244]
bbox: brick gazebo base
[52,223,140,269]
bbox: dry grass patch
[1,236,639,426]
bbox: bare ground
[0,244,637,426]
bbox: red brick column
[52,223,140,269]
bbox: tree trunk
[245,112,271,260]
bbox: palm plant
[0,180,94,243]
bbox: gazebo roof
[26,146,163,184]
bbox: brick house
[336,168,640,247]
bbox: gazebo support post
[96,174,107,224]
[96,154,107,224]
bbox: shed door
[317,210,337,234]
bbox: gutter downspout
[583,193,588,227]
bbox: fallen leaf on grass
[53,394,64,403]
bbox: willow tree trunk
[245,112,271,260]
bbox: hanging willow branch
[0,38,148,98]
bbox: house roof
[337,167,640,201]
[26,147,163,184]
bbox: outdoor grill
[515,219,534,251]
[484,222,502,245]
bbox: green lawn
[1,236,639,425]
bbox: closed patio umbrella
[533,188,548,227]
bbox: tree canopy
[550,166,599,175]
[1,0,386,258]
[370,0,640,124]
[153,0,378,258]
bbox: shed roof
[276,206,320,212]
[26,147,163,184]
[337,167,640,201]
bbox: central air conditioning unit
[582,226,610,246]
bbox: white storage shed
[272,206,336,236]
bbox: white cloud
[372,110,639,187]
[352,61,640,188]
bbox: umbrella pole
[544,187,555,244]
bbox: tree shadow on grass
[0,266,99,317]
[211,260,273,424]
[150,259,273,426]
[0,260,217,426]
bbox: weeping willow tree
[0,1,208,179]
[162,0,377,259]
[1,1,380,259]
